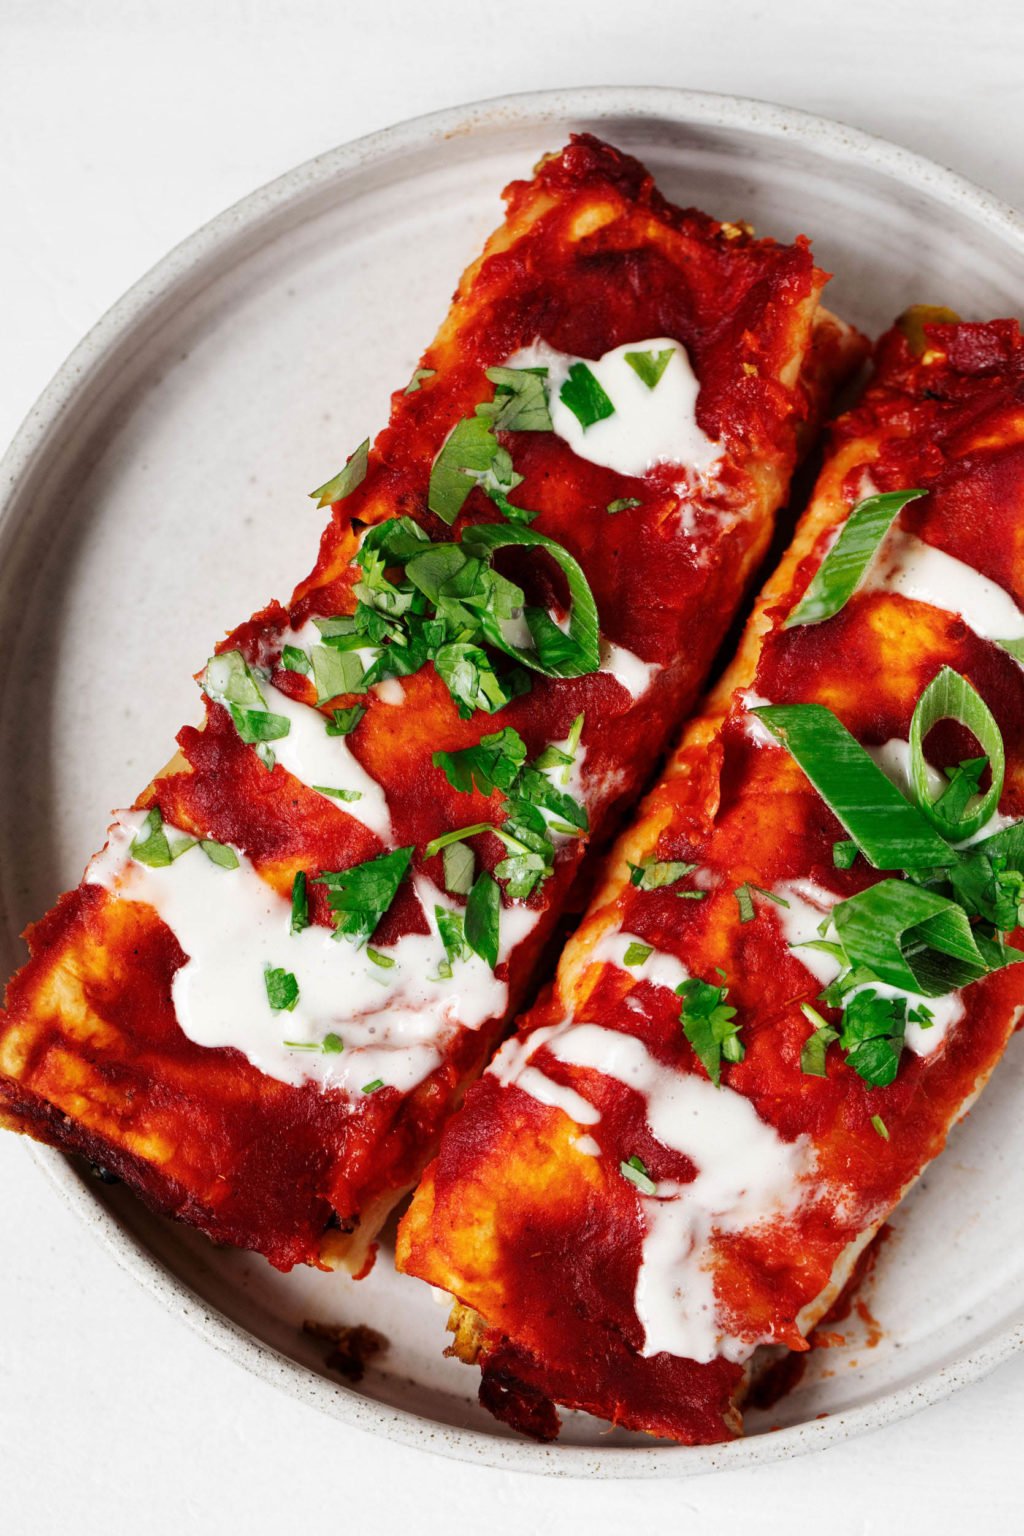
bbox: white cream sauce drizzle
[506,338,723,482]
[87,813,539,1096]
[260,679,392,843]
[585,926,691,994]
[490,1019,811,1363]
[599,639,661,702]
[862,528,1024,646]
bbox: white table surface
[3,1,1023,1530]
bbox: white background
[3,1,1023,1530]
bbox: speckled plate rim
[6,85,1024,1479]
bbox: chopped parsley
[442,840,475,896]
[309,438,369,508]
[326,705,367,737]
[623,941,653,967]
[624,348,674,389]
[129,807,196,868]
[317,845,414,945]
[559,362,615,431]
[607,497,642,514]
[677,973,743,1087]
[285,1032,343,1054]
[290,871,309,935]
[627,858,701,894]
[265,966,300,1013]
[734,883,790,924]
[620,1154,657,1195]
[405,367,436,394]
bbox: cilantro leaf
[317,846,415,944]
[281,645,311,675]
[290,871,309,935]
[199,838,239,870]
[559,362,614,430]
[428,417,499,525]
[442,841,475,896]
[624,348,674,389]
[678,974,743,1087]
[628,859,699,892]
[480,366,553,433]
[607,498,642,514]
[433,727,528,796]
[623,941,653,967]
[464,871,500,970]
[405,367,436,394]
[265,966,300,1012]
[310,439,369,507]
[326,705,367,737]
[620,1154,657,1195]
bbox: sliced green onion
[909,666,1005,841]
[784,489,926,629]
[831,879,991,996]
[753,704,955,871]
[366,946,395,968]
[461,522,600,678]
[362,1078,385,1094]
[870,1114,890,1141]
[607,498,641,514]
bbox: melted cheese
[87,813,538,1095]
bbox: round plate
[2,87,1024,1478]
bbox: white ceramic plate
[3,87,1024,1478]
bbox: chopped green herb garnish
[624,348,674,389]
[290,871,309,935]
[909,667,1004,841]
[833,839,860,870]
[442,840,475,896]
[435,906,469,973]
[623,941,653,967]
[405,367,436,394]
[312,785,363,802]
[361,1078,385,1094]
[428,416,502,525]
[433,727,528,796]
[199,838,239,870]
[202,650,291,748]
[310,438,370,507]
[317,846,415,945]
[784,490,927,629]
[281,645,311,674]
[264,966,300,1013]
[326,705,367,736]
[870,1113,890,1141]
[130,807,174,868]
[479,366,553,433]
[620,1154,657,1195]
[799,1003,839,1077]
[311,643,366,704]
[284,1032,343,1055]
[677,973,743,1087]
[464,870,501,971]
[607,497,642,514]
[366,946,395,968]
[559,362,615,431]
[734,883,789,923]
[628,858,699,892]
